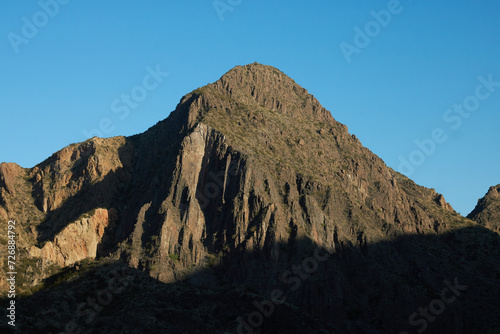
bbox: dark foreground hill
[1,63,499,333]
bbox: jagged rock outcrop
[1,63,500,333]
[0,163,26,220]
[29,208,117,266]
[0,163,22,196]
[468,184,500,232]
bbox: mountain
[1,63,500,333]
[468,184,500,232]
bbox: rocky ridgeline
[468,184,500,232]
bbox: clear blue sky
[1,0,499,216]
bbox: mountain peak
[468,184,500,231]
[164,63,336,135]
[162,63,337,136]
[217,62,295,89]
[211,62,325,117]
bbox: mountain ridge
[468,184,500,232]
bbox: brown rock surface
[468,184,500,232]
[28,208,117,266]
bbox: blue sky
[1,0,499,215]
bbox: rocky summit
[1,63,500,333]
[468,184,500,232]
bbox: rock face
[1,63,500,333]
[0,162,24,220]
[29,208,117,266]
[468,184,500,231]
